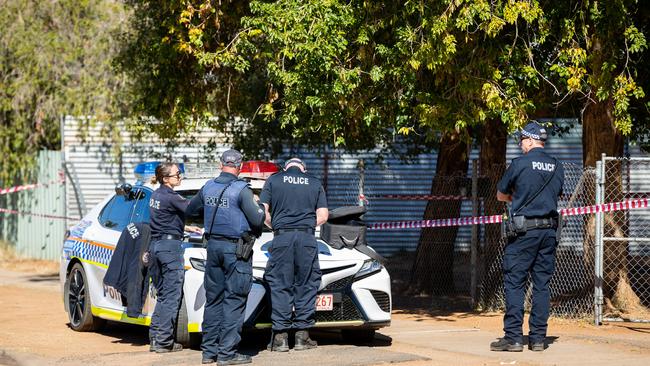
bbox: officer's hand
[253,194,260,202]
[184,225,203,234]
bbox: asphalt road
[1,267,649,366]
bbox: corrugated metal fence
[0,151,66,260]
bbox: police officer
[261,157,328,352]
[490,121,565,352]
[185,149,265,365]
[148,162,201,353]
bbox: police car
[60,161,391,346]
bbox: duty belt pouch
[235,234,255,261]
[501,214,517,240]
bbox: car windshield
[179,188,270,232]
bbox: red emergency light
[239,160,279,179]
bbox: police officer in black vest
[186,150,265,365]
[148,162,201,353]
[261,157,328,352]
[490,122,565,352]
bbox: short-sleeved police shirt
[497,147,565,217]
[260,167,328,230]
[149,185,189,238]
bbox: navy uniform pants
[264,231,322,331]
[201,239,252,361]
[149,239,184,347]
[503,228,557,344]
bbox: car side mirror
[115,183,133,196]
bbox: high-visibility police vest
[202,179,251,238]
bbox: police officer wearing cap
[490,121,565,352]
[148,162,201,353]
[261,157,328,352]
[185,149,265,365]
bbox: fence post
[357,159,365,207]
[470,159,479,307]
[594,155,606,325]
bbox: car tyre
[64,263,105,331]
[175,295,201,348]
[341,329,376,343]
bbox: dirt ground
[1,258,649,366]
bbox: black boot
[152,342,183,353]
[490,338,523,352]
[217,353,252,365]
[294,330,317,351]
[267,332,289,352]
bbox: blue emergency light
[134,161,185,184]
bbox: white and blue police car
[60,161,391,346]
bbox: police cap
[220,149,243,167]
[520,121,548,141]
[284,157,306,170]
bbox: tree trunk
[477,118,508,309]
[410,130,469,295]
[583,98,643,314]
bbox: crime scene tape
[367,197,649,230]
[0,208,79,221]
[0,174,65,196]
[366,194,470,201]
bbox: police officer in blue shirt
[261,157,329,352]
[148,162,201,353]
[185,149,265,365]
[490,121,565,352]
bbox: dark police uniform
[186,171,264,363]
[260,165,328,339]
[148,185,189,350]
[496,142,564,349]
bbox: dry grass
[0,241,59,275]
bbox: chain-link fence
[477,163,597,319]
[323,156,650,321]
[329,160,606,318]
[596,157,650,323]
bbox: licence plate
[315,294,334,311]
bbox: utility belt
[204,232,257,261]
[151,234,183,241]
[205,234,239,243]
[273,227,315,236]
[501,215,559,240]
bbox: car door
[82,190,141,310]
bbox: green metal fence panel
[0,150,65,260]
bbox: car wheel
[341,329,376,343]
[64,263,105,331]
[175,295,201,348]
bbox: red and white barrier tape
[367,194,470,201]
[0,174,65,196]
[1,196,647,227]
[0,208,79,221]
[368,197,649,230]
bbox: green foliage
[545,0,647,134]
[0,0,128,185]
[118,0,648,157]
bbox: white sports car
[60,161,391,346]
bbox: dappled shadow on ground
[64,322,392,355]
[612,324,650,334]
[391,292,501,322]
[65,321,150,347]
[238,328,392,357]
[27,273,58,283]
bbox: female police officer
[148,162,201,353]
